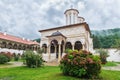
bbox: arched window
[42,44,47,53]
[65,42,72,50]
[50,39,58,53]
[74,41,82,51]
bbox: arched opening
[8,43,12,49]
[74,41,82,51]
[2,42,7,48]
[61,40,64,56]
[13,43,18,49]
[65,42,72,50]
[26,45,30,50]
[50,39,58,58]
[18,45,22,50]
[42,44,47,53]
[23,45,26,50]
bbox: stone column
[63,44,65,53]
[58,44,61,62]
[82,44,85,50]
[47,44,51,61]
[54,45,57,53]
[72,43,74,50]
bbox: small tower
[64,8,79,25]
[78,17,85,23]
[64,7,85,25]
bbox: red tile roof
[0,32,39,45]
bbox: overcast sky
[0,0,120,40]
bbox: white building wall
[0,48,24,54]
[40,25,87,46]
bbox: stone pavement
[0,62,24,68]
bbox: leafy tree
[23,50,44,68]
[92,35,101,49]
[33,38,41,43]
[112,39,120,50]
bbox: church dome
[51,31,62,36]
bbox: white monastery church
[39,8,93,62]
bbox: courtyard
[0,61,120,80]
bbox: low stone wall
[94,49,120,62]
[107,49,120,62]
[0,48,24,54]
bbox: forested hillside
[92,28,120,49]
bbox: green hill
[91,28,120,49]
[92,28,120,37]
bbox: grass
[100,70,120,80]
[116,62,120,64]
[0,66,79,80]
[102,61,118,67]
[0,66,120,80]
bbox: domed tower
[64,8,79,25]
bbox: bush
[0,54,8,64]
[97,49,109,64]
[0,52,12,64]
[60,50,101,79]
[1,52,12,62]
[23,50,44,68]
[14,54,19,61]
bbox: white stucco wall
[40,24,89,46]
[0,48,24,54]
[94,49,120,62]
[107,49,120,62]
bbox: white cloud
[0,0,119,39]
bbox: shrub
[0,54,8,64]
[6,52,12,61]
[60,50,101,79]
[2,52,12,62]
[97,49,109,64]
[0,52,12,64]
[23,50,44,68]
[14,54,19,61]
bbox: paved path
[102,64,120,71]
[1,61,120,71]
[44,62,59,66]
[0,62,24,68]
[0,61,59,68]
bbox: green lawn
[102,61,118,67]
[0,66,120,80]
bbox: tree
[92,35,101,49]
[112,39,120,51]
